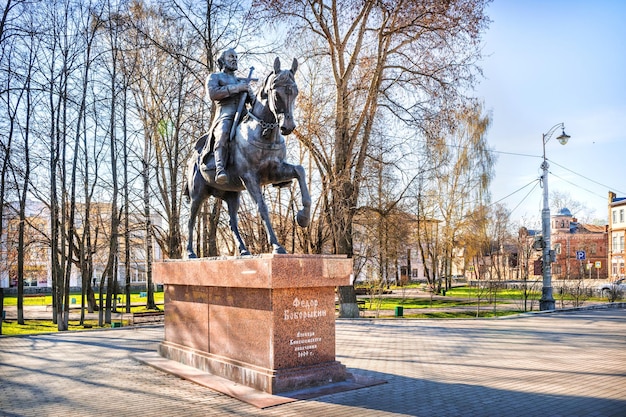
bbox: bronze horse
[184,57,310,258]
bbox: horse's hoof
[187,251,198,259]
[296,210,310,228]
[273,245,287,254]
[240,250,251,256]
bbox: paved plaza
[1,307,625,416]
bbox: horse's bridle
[263,71,298,131]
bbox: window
[553,264,562,275]
[620,236,625,252]
[613,236,619,252]
[590,243,597,254]
[621,209,625,223]
[613,210,617,224]
[554,243,561,254]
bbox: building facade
[608,191,626,279]
[549,208,608,280]
[0,200,162,289]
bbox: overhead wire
[549,171,606,200]
[489,178,539,207]
[549,159,626,196]
[501,180,540,216]
[377,130,623,210]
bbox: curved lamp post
[540,122,571,311]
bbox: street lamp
[540,122,571,311]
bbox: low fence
[468,279,616,296]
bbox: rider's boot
[214,146,229,185]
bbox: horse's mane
[258,73,272,100]
[257,69,295,100]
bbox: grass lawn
[1,285,611,336]
[1,319,124,336]
[1,292,163,336]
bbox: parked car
[597,278,626,297]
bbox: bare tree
[15,21,37,325]
[254,0,490,317]
[0,0,21,287]
[430,103,494,292]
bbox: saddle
[194,131,230,173]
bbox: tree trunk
[335,178,359,318]
[0,288,3,335]
[144,135,157,310]
[123,86,132,314]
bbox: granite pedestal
[153,254,352,394]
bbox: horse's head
[263,57,299,136]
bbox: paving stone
[1,308,625,416]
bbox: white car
[598,278,626,297]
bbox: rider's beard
[225,60,238,72]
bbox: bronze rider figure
[204,48,255,184]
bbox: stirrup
[215,170,228,184]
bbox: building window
[553,264,562,275]
[620,236,625,252]
[554,243,561,254]
[613,210,617,224]
[621,209,625,223]
[590,243,597,254]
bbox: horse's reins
[250,72,295,138]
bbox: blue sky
[477,0,626,225]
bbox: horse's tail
[183,181,190,203]
[183,157,193,204]
[184,147,204,204]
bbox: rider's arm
[207,73,246,101]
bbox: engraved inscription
[290,331,322,358]
[283,297,327,321]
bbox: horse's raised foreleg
[242,175,286,254]
[274,163,311,228]
[223,192,250,256]
[292,164,311,228]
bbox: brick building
[549,207,608,280]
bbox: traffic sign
[576,250,586,260]
[595,261,601,269]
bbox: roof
[557,207,572,216]
[611,197,626,206]
[579,224,606,233]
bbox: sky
[476,0,626,226]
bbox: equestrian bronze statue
[184,57,310,257]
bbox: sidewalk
[1,307,625,416]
